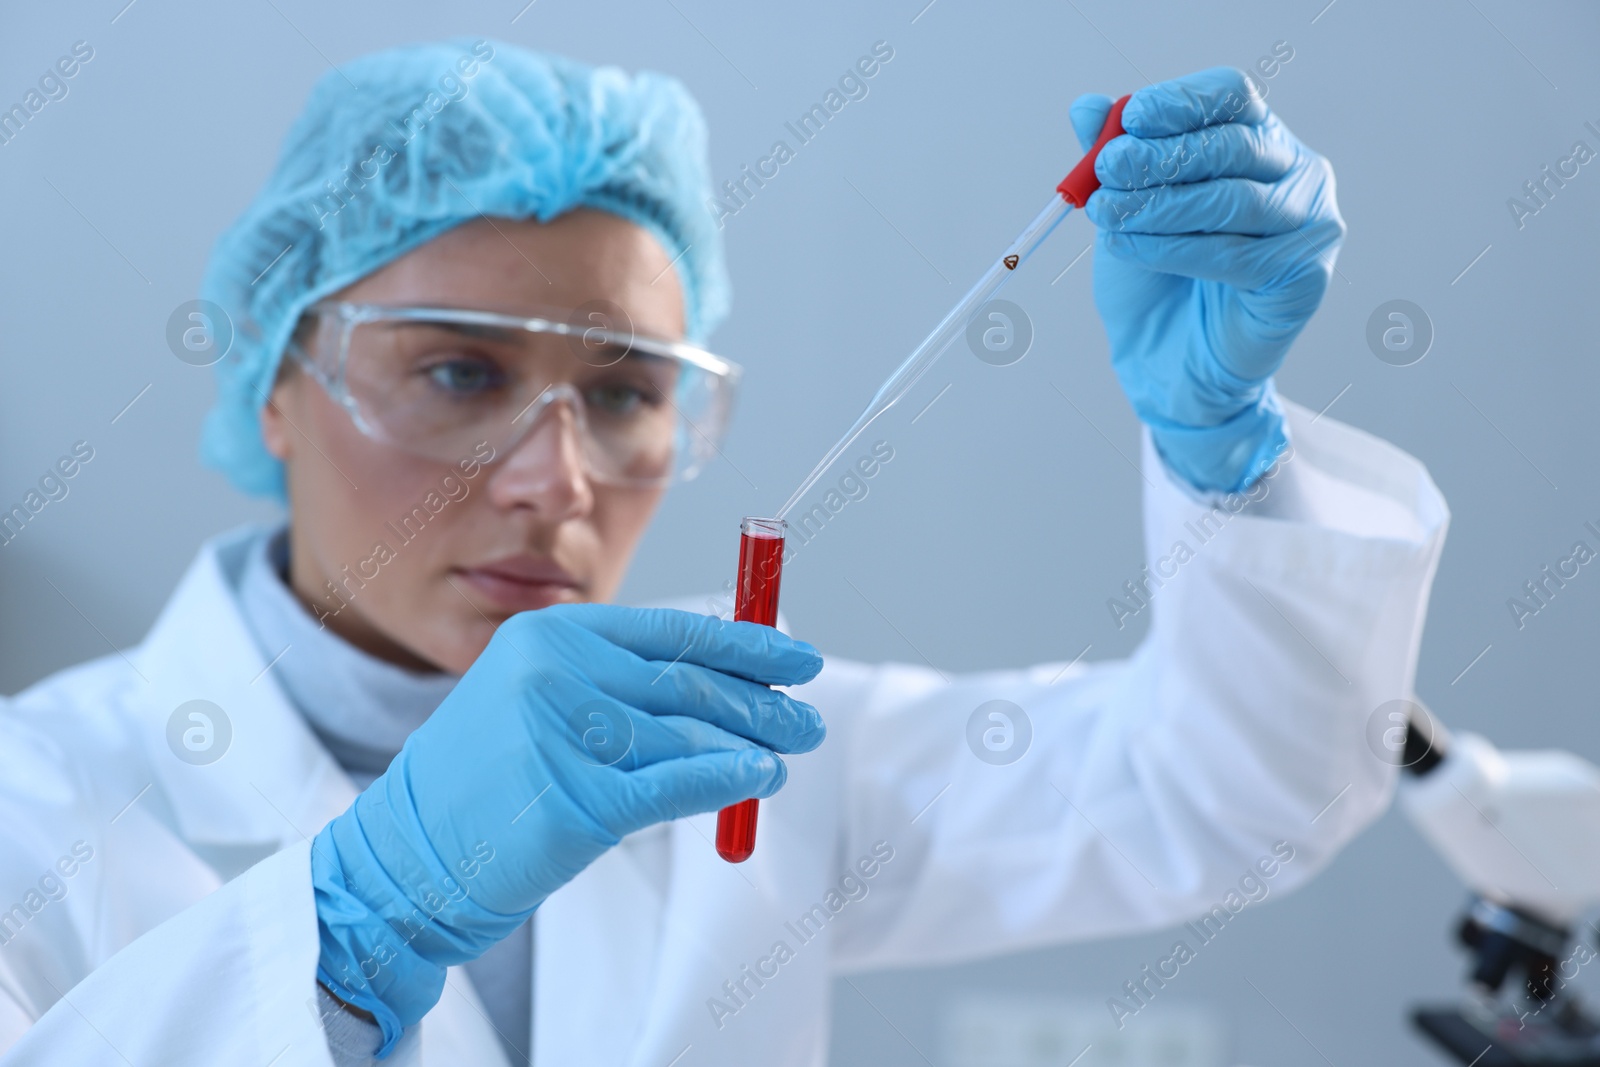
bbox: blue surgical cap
[199,38,730,499]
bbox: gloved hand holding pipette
[769,66,1343,521]
[1070,66,1345,494]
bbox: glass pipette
[774,94,1130,522]
[712,94,1130,865]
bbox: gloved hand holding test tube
[714,95,1132,863]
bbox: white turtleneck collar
[235,526,460,790]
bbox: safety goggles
[285,301,742,488]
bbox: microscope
[1398,703,1600,1065]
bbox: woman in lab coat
[0,40,1446,1067]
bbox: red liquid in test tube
[715,517,786,863]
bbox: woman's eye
[585,382,661,415]
[425,358,504,395]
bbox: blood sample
[716,516,786,863]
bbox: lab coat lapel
[112,524,505,1062]
[130,528,512,1061]
[624,808,833,1067]
[625,814,769,1067]
[423,969,515,1066]
[534,823,671,1066]
[536,808,829,1067]
[129,526,357,849]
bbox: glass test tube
[715,516,787,863]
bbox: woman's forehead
[336,211,686,341]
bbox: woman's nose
[485,400,595,520]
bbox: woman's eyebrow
[428,321,524,343]
[410,319,675,366]
[592,346,670,366]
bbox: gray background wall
[2,1,1597,1063]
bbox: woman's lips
[453,558,582,614]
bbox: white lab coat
[0,402,1448,1066]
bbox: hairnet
[198,38,730,499]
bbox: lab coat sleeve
[0,841,341,1067]
[827,400,1449,970]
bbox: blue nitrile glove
[310,604,825,1054]
[1070,67,1345,494]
